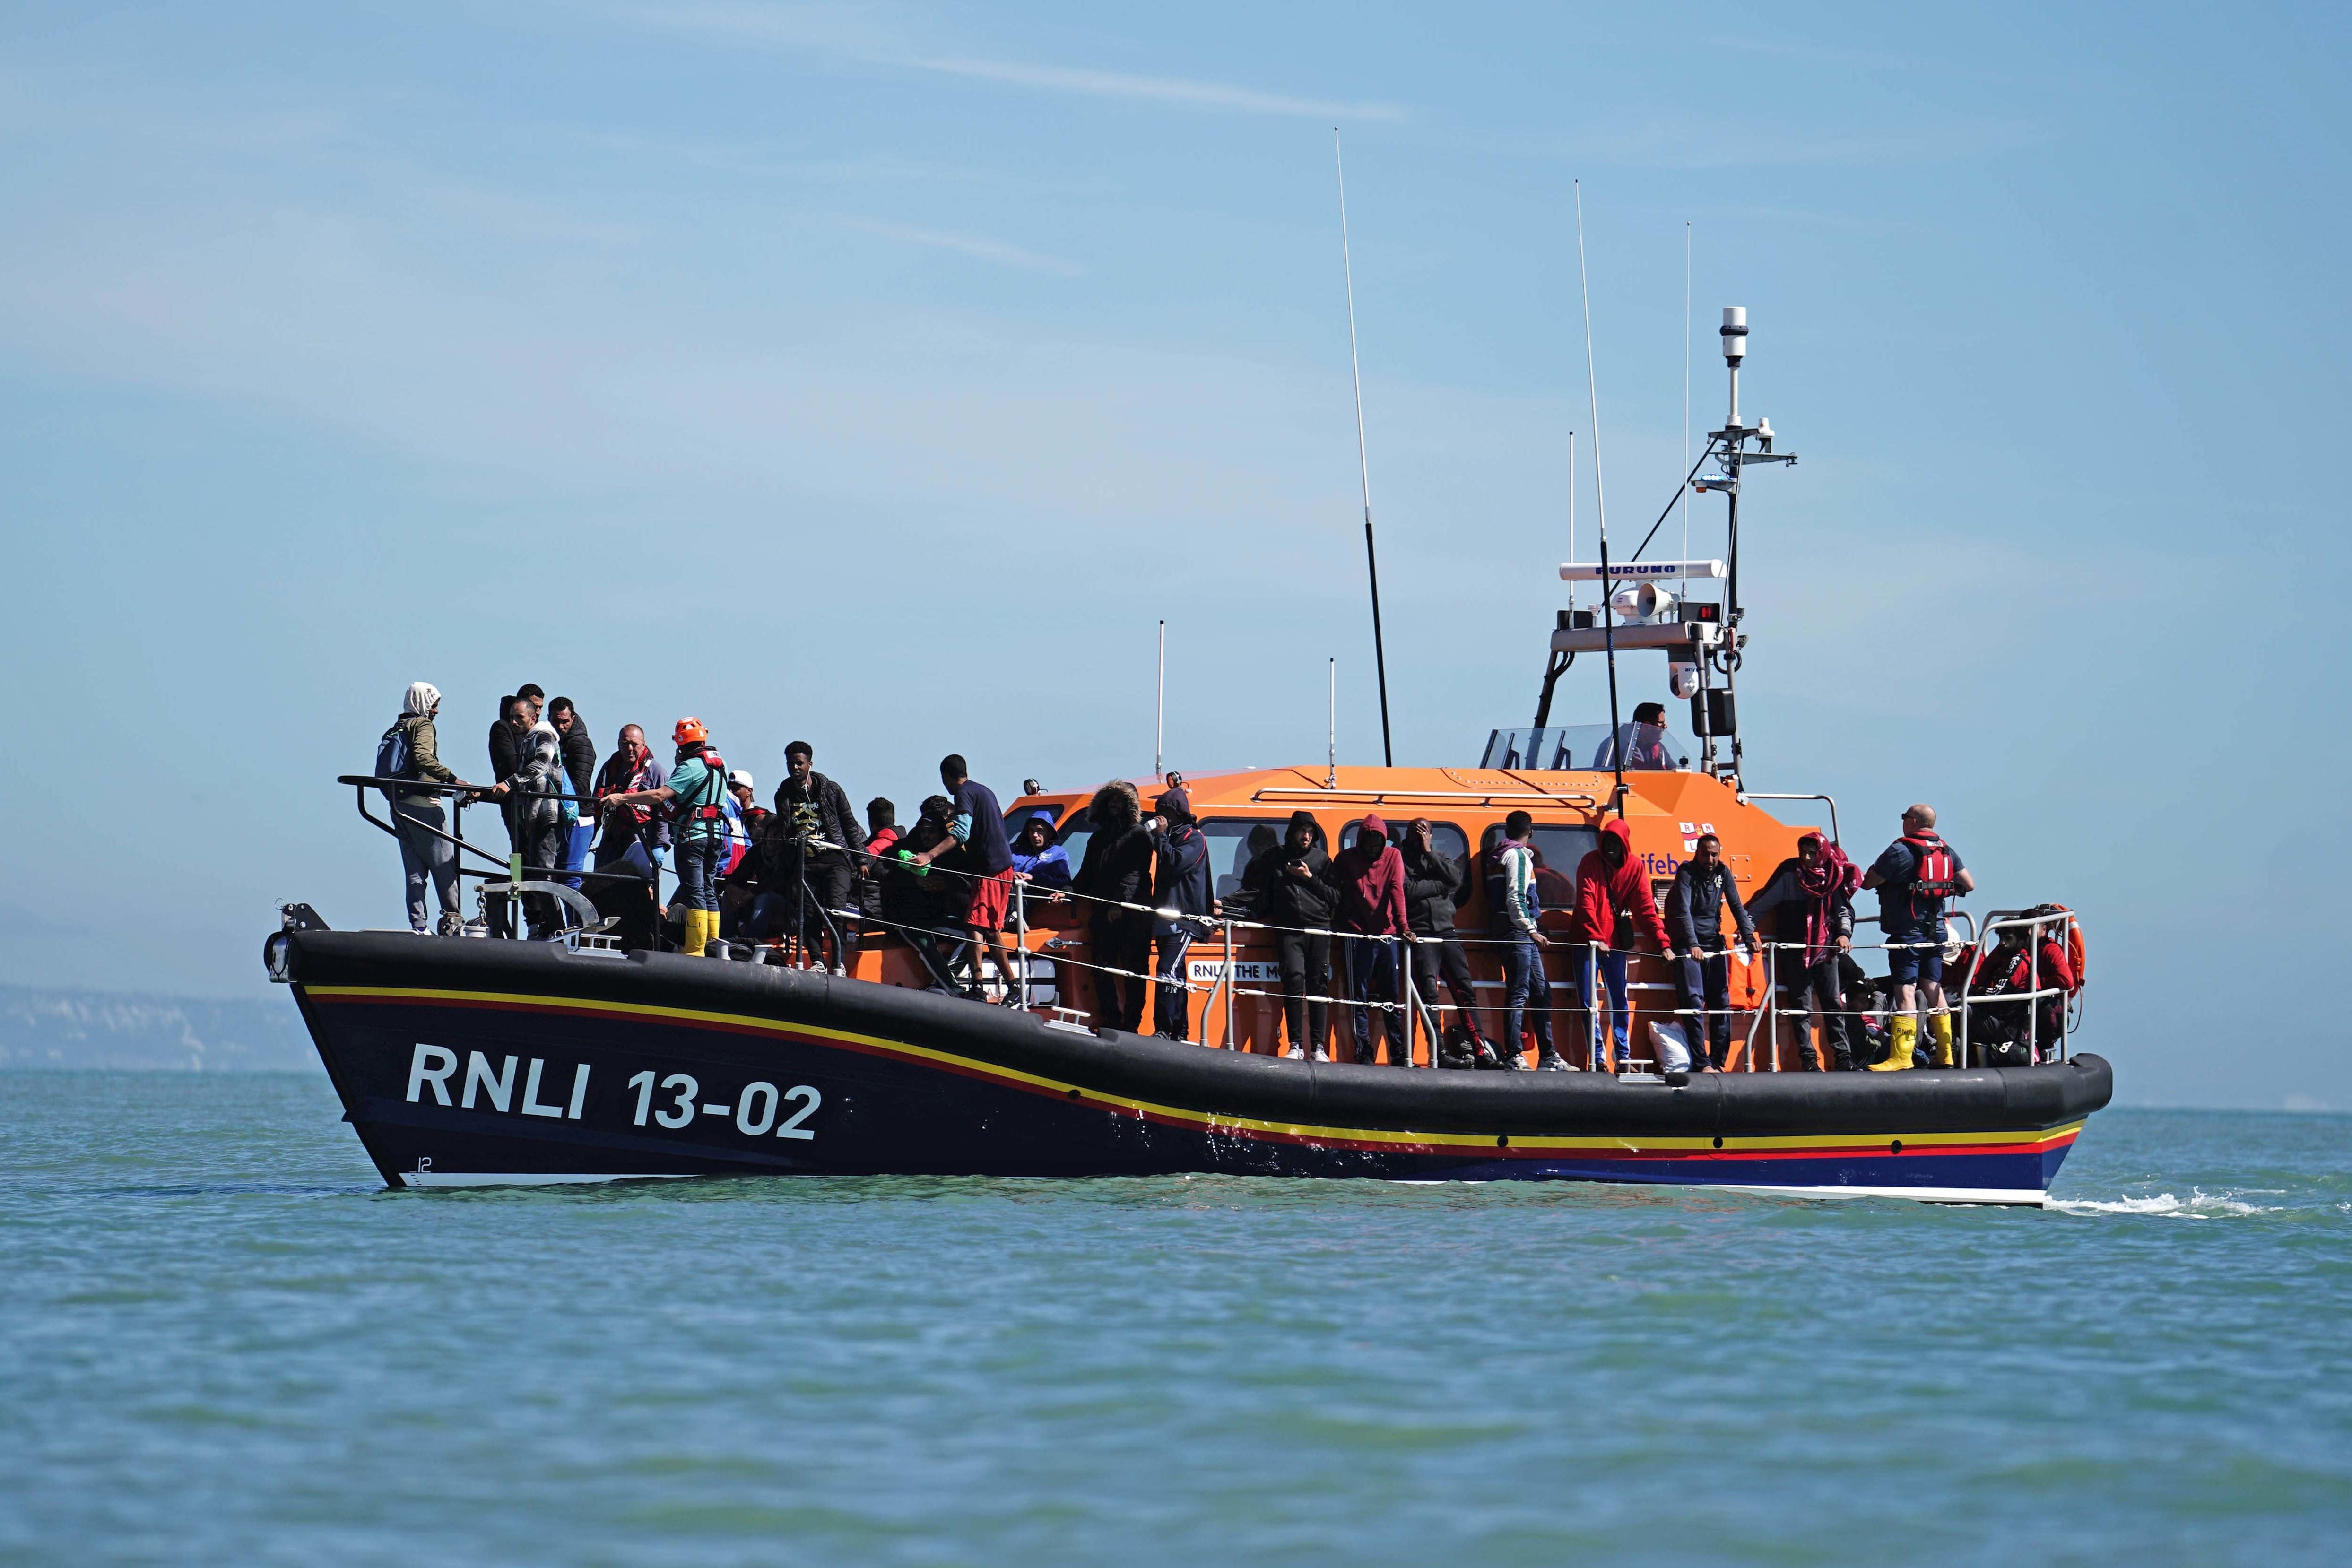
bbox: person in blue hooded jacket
[1008,810,1072,892]
[1146,789,1215,1040]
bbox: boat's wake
[2051,1187,2279,1219]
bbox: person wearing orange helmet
[604,717,731,956]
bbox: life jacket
[668,748,729,832]
[1902,832,1959,919]
[2024,903,2087,991]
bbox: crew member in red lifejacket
[1862,803,1976,1069]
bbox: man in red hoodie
[1573,817,1675,1073]
[1333,815,1413,1066]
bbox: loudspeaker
[1691,689,1736,736]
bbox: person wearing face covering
[1593,702,1678,771]
[381,681,475,936]
[1747,831,1862,1071]
[1331,815,1412,1066]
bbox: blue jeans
[560,822,596,890]
[1501,934,1554,1057]
[674,834,722,913]
[1345,936,1409,1064]
[1574,948,1631,1069]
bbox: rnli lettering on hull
[402,1042,825,1144]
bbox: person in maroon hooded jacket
[1573,817,1675,1073]
[1332,815,1413,1066]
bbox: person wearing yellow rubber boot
[1863,804,1975,1068]
[605,719,731,956]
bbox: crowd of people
[375,683,2072,1073]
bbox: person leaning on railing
[1665,832,1757,1073]
[1331,815,1414,1067]
[1402,818,1496,1069]
[1747,831,1862,1071]
[1066,780,1155,1032]
[1486,812,1550,1071]
[1572,818,1675,1074]
[603,718,731,957]
[1241,811,1336,1062]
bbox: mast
[1697,305,1796,786]
[1334,130,1395,768]
[1572,182,1625,815]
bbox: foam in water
[2052,1187,2275,1219]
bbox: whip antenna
[1155,619,1166,782]
[1334,130,1395,767]
[1574,180,1626,814]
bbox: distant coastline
[0,986,313,1072]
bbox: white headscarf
[402,681,441,717]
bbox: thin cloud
[620,3,1408,122]
[833,215,1083,276]
[900,55,1407,122]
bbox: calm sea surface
[2,1074,2346,1567]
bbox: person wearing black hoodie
[1241,811,1336,1061]
[1070,780,1155,1032]
[1401,818,1493,1066]
[1146,788,1215,1040]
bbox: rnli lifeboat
[270,305,2110,1202]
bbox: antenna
[1155,619,1166,781]
[1334,129,1395,768]
[1327,658,1338,788]
[1574,181,1626,814]
[1682,222,1691,586]
[1566,428,1576,614]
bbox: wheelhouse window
[1340,818,1469,864]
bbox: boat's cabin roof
[1005,763,1823,907]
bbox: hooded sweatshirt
[1573,818,1673,952]
[1329,814,1408,937]
[1401,840,1467,937]
[1009,811,1073,891]
[1242,812,1335,929]
[391,683,459,803]
[1150,818,1214,932]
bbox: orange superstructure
[836,761,1828,1071]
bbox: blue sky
[0,2,2341,1108]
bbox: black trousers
[1275,929,1331,1054]
[1675,949,1733,1066]
[1340,935,1410,1065]
[1778,955,1857,1067]
[1090,912,1153,1032]
[1409,935,1483,1042]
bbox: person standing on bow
[1572,818,1675,1074]
[1666,833,1758,1072]
[604,719,730,957]
[1332,816,1413,1066]
[379,681,474,936]
[1241,812,1336,1061]
[1862,804,1975,1069]
[1748,831,1862,1070]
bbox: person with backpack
[603,719,732,957]
[1748,832,1863,1070]
[1241,811,1337,1061]
[1485,813,1550,1069]
[1666,832,1758,1072]
[378,681,476,936]
[1863,804,1976,1069]
[1573,818,1675,1074]
[1145,789,1215,1040]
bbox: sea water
[1,1073,2346,1567]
